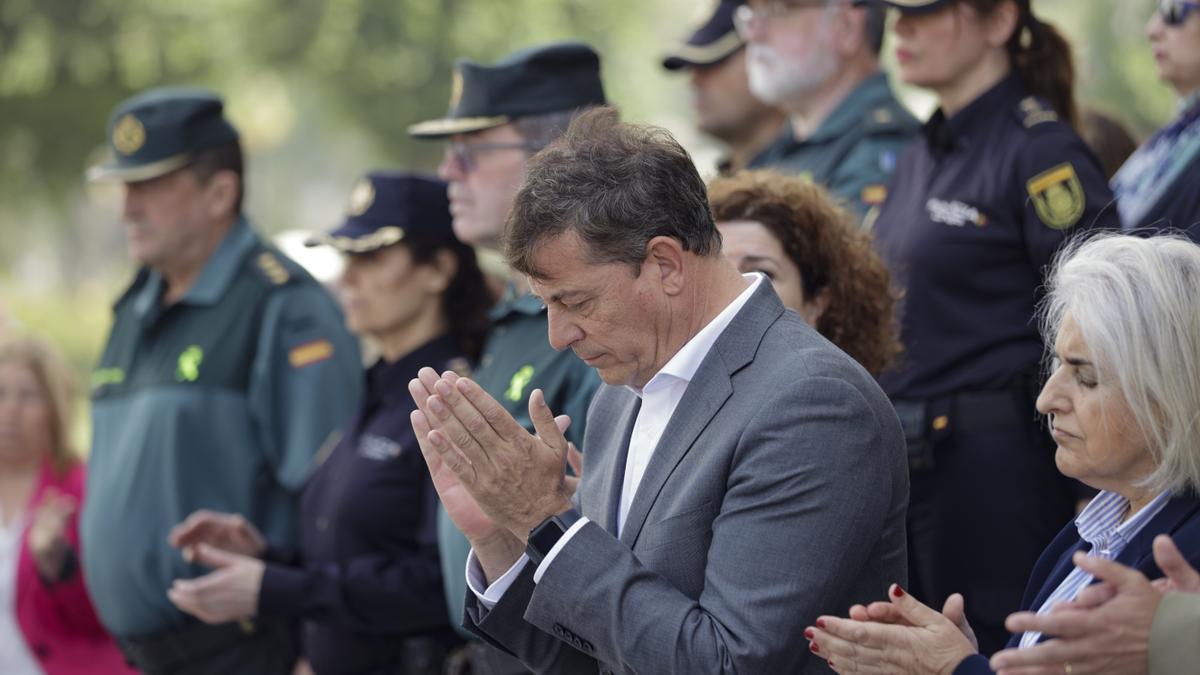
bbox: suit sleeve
[249,284,363,491]
[257,472,447,634]
[1150,592,1200,675]
[470,375,903,673]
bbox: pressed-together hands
[804,584,978,674]
[165,510,266,624]
[28,488,78,582]
[803,534,1200,675]
[407,367,578,583]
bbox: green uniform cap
[408,41,607,139]
[87,86,240,183]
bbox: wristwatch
[526,509,583,566]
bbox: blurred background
[0,0,1175,425]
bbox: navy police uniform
[872,72,1119,654]
[82,88,362,675]
[254,173,475,674]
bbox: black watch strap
[526,509,583,566]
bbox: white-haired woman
[803,233,1200,675]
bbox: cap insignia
[113,114,146,156]
[448,68,464,111]
[347,178,376,217]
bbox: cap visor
[869,0,951,13]
[661,32,743,71]
[305,226,406,253]
[407,115,511,139]
[86,154,192,183]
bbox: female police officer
[164,172,494,675]
[867,0,1120,655]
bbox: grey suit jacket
[1151,591,1200,675]
[464,282,909,674]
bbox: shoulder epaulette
[864,102,919,135]
[1017,96,1059,128]
[246,245,309,289]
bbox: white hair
[1041,233,1200,496]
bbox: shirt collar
[629,273,764,398]
[924,71,1027,152]
[133,216,257,317]
[1075,489,1172,552]
[807,72,894,143]
[488,284,545,321]
[368,333,462,403]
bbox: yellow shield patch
[113,114,146,155]
[448,69,464,111]
[1027,163,1085,230]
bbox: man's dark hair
[189,142,244,216]
[504,107,721,278]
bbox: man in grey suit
[407,107,908,674]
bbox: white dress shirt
[467,274,765,608]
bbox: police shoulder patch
[1027,162,1085,230]
[1018,97,1058,128]
[289,339,334,368]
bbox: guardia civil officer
[661,0,786,175]
[166,173,495,675]
[81,88,362,675]
[408,43,604,674]
[866,0,1120,655]
[734,0,919,219]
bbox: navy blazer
[954,493,1200,674]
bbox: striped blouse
[1019,489,1172,648]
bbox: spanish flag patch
[861,184,888,206]
[289,339,334,368]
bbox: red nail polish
[804,628,814,639]
[810,642,819,653]
[892,585,906,598]
[816,618,826,629]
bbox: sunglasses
[1160,0,1200,26]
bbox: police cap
[306,172,455,254]
[87,87,240,183]
[662,1,745,71]
[408,41,607,139]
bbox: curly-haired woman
[709,170,900,376]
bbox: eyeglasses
[443,141,540,173]
[1160,0,1200,26]
[733,0,834,38]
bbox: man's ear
[643,236,687,296]
[204,170,240,220]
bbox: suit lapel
[1027,494,1200,613]
[617,281,784,549]
[1116,494,1200,569]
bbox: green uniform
[749,72,919,219]
[81,218,362,639]
[438,289,601,636]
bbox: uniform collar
[488,284,545,321]
[368,333,463,403]
[806,72,895,143]
[132,216,258,318]
[924,72,1027,153]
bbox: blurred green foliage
[0,0,1180,402]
